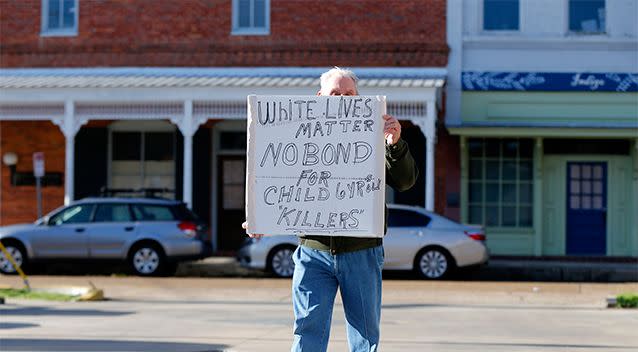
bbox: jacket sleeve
[385,138,418,192]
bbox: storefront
[0,67,446,252]
[449,72,638,257]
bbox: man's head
[318,67,358,96]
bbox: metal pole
[36,176,42,219]
[0,242,30,290]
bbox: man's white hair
[320,66,359,91]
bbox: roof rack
[99,187,175,199]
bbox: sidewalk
[177,256,638,282]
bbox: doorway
[212,122,248,253]
[566,162,607,255]
[217,156,246,252]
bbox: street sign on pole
[33,152,44,219]
[33,152,45,178]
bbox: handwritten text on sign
[246,95,386,237]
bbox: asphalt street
[1,276,637,352]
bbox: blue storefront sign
[462,72,638,92]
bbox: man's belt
[299,236,383,255]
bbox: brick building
[0,0,451,252]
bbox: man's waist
[299,235,382,254]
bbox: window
[483,0,519,31]
[41,0,78,36]
[568,163,606,210]
[467,139,533,227]
[110,131,175,197]
[388,209,431,228]
[49,204,94,225]
[569,0,605,34]
[93,204,133,222]
[232,0,270,35]
[131,204,176,221]
[221,159,245,210]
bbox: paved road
[1,276,637,351]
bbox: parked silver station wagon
[0,197,211,276]
[238,204,489,279]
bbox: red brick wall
[0,121,66,225]
[435,128,460,221]
[0,0,448,67]
[434,94,461,221]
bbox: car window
[49,204,94,225]
[131,204,176,221]
[388,209,431,227]
[171,203,199,221]
[93,204,133,222]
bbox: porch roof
[0,67,446,89]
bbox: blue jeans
[291,244,384,352]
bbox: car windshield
[48,204,94,225]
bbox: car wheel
[414,247,454,280]
[0,241,27,275]
[128,243,170,277]
[268,246,296,278]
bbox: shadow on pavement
[1,306,133,317]
[0,338,229,352]
[0,322,40,329]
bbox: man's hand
[383,114,401,145]
[242,221,264,239]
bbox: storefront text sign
[462,72,638,92]
[246,95,386,237]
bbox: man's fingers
[242,221,265,238]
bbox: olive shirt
[299,138,418,254]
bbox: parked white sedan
[237,204,489,279]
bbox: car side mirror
[35,216,48,226]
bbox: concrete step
[467,259,638,282]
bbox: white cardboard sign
[246,95,386,237]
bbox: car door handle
[124,226,135,232]
[75,227,85,233]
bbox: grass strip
[0,288,76,302]
[616,293,638,308]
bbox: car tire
[267,245,296,278]
[128,242,172,277]
[414,247,455,280]
[0,240,28,275]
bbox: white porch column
[411,99,437,212]
[172,100,207,209]
[182,100,194,208]
[65,133,74,205]
[52,100,85,205]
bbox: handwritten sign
[246,95,386,237]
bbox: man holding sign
[244,67,417,351]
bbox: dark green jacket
[300,138,418,254]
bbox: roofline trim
[0,66,448,79]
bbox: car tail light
[178,221,197,238]
[465,231,486,241]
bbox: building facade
[0,0,450,252]
[447,0,638,257]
